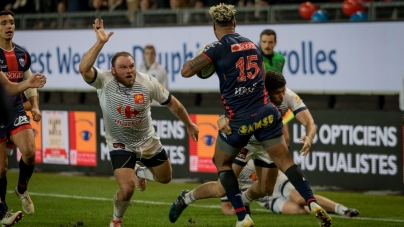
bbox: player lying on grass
[221,160,360,217]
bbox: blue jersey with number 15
[202,33,269,118]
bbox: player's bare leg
[266,138,331,227]
[111,168,135,226]
[242,166,277,207]
[10,129,35,215]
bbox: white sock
[135,166,155,181]
[183,190,196,205]
[335,203,348,215]
[241,190,253,205]
[112,192,130,221]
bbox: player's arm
[0,71,46,96]
[295,109,316,156]
[181,54,211,78]
[79,19,114,83]
[282,124,290,146]
[217,115,232,135]
[23,69,45,122]
[166,96,199,142]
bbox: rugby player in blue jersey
[0,10,44,226]
[168,3,331,227]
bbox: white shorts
[268,196,288,214]
[108,134,162,159]
[272,171,294,198]
[235,142,274,167]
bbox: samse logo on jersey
[134,94,144,104]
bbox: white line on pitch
[8,191,404,223]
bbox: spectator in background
[108,0,126,11]
[10,0,33,14]
[138,45,169,106]
[170,0,190,24]
[140,0,156,10]
[33,0,58,13]
[93,0,109,12]
[0,0,13,11]
[154,0,171,9]
[64,0,90,28]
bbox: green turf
[3,171,404,226]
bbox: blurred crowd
[0,0,355,15]
[0,0,398,15]
[0,0,398,29]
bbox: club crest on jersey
[134,94,144,104]
[19,58,25,67]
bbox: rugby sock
[112,192,130,221]
[183,190,196,205]
[0,177,7,203]
[335,203,348,215]
[0,202,7,217]
[218,170,246,221]
[135,166,154,181]
[17,158,35,194]
[241,190,253,205]
[285,165,317,209]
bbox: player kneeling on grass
[221,160,360,218]
[78,19,199,227]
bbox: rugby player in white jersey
[78,19,199,227]
[221,160,360,218]
[218,70,316,216]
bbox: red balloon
[342,0,363,17]
[299,2,318,20]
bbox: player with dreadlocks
[168,3,331,227]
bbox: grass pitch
[3,171,404,227]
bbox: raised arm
[78,19,114,83]
[295,109,316,156]
[166,96,199,142]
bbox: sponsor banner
[42,111,69,164]
[16,111,42,163]
[289,110,403,190]
[69,111,97,166]
[12,22,404,93]
[189,114,220,173]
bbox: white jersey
[89,67,170,156]
[249,87,307,145]
[138,62,169,106]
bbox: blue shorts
[0,111,31,143]
[218,103,283,149]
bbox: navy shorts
[0,111,31,143]
[218,103,283,149]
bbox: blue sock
[18,158,35,194]
[226,189,246,221]
[0,177,7,203]
[218,170,246,221]
[285,165,317,208]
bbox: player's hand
[93,19,114,44]
[187,123,199,142]
[27,73,46,88]
[217,115,232,135]
[299,136,312,156]
[31,107,42,122]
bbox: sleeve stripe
[160,93,172,105]
[202,52,212,63]
[293,106,308,116]
[87,67,98,84]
